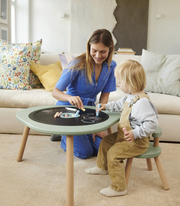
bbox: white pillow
[58,54,77,69]
[141,49,180,97]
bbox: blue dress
[55,59,117,159]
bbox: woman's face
[90,42,110,65]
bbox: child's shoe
[100,187,127,197]
[85,166,108,175]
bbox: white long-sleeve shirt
[105,94,158,139]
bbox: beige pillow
[30,61,62,92]
[141,49,180,97]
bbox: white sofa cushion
[141,49,180,97]
[0,89,57,108]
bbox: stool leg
[146,158,153,171]
[125,158,133,186]
[17,126,30,162]
[154,156,169,190]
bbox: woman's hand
[52,88,84,110]
[68,96,84,110]
[123,127,135,143]
[92,131,107,142]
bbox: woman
[52,29,117,159]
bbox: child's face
[118,80,130,94]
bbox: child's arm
[132,119,158,139]
[96,104,106,113]
[131,98,158,139]
[103,96,126,112]
[96,97,125,115]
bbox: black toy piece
[29,107,109,126]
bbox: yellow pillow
[30,61,62,92]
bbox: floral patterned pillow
[29,39,43,88]
[0,39,42,88]
[0,41,33,90]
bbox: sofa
[0,51,180,142]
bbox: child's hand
[96,104,106,113]
[123,127,135,143]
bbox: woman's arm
[99,92,110,104]
[52,87,70,102]
[52,87,84,109]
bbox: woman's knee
[74,146,93,159]
[61,135,94,159]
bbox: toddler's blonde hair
[115,60,146,92]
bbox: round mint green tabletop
[16,105,120,135]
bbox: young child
[85,60,158,197]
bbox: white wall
[16,0,180,55]
[70,0,117,53]
[15,0,29,43]
[148,0,180,54]
[30,0,71,53]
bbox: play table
[16,105,120,206]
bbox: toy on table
[54,107,86,119]
[65,107,77,112]
[54,111,62,118]
[65,107,86,112]
[74,110,80,117]
[96,104,101,116]
[60,113,79,118]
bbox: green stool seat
[135,142,161,158]
[151,126,162,138]
[136,126,162,158]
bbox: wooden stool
[125,127,169,190]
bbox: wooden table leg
[17,125,30,162]
[66,135,74,206]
